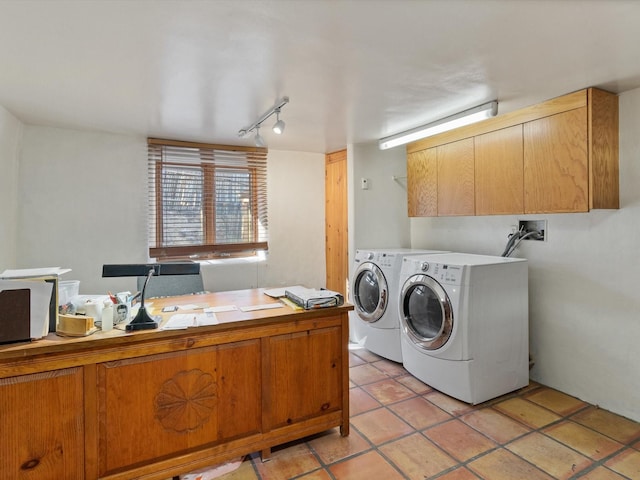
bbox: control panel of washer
[374,252,398,268]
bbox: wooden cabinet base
[0,289,352,480]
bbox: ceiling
[1,0,640,154]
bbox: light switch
[361,178,369,190]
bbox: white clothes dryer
[398,252,529,404]
[350,248,448,362]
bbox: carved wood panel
[97,339,260,475]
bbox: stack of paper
[284,286,344,310]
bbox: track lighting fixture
[378,100,498,150]
[238,96,289,146]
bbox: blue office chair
[136,273,205,298]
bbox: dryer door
[352,262,388,323]
[400,274,453,350]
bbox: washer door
[352,262,388,323]
[400,274,453,350]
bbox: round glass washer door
[400,274,453,350]
[352,262,388,323]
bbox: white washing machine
[398,252,529,404]
[350,248,448,362]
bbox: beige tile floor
[182,347,640,480]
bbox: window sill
[199,251,267,266]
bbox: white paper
[204,305,237,313]
[0,267,71,278]
[162,312,218,330]
[263,286,304,298]
[240,303,285,312]
[0,279,53,338]
[177,304,201,311]
[198,312,219,326]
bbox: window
[147,138,268,260]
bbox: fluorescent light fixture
[379,100,498,150]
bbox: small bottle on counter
[102,300,114,332]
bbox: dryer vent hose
[501,228,543,257]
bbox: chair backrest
[136,273,205,299]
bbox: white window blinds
[147,138,268,260]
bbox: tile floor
[189,346,640,480]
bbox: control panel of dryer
[403,258,464,285]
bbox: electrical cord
[501,229,542,257]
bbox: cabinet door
[437,138,475,216]
[524,108,588,213]
[267,325,342,429]
[475,125,524,215]
[97,340,261,476]
[0,368,84,479]
[407,148,437,216]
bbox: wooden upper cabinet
[524,107,588,213]
[475,125,524,215]
[407,148,437,216]
[406,87,619,217]
[437,138,475,216]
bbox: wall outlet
[518,219,546,241]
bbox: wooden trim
[326,149,347,164]
[340,311,350,436]
[148,137,267,154]
[261,337,271,435]
[588,88,620,209]
[149,242,268,259]
[325,149,348,296]
[83,364,99,479]
[407,89,587,153]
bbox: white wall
[0,106,23,270]
[16,127,148,293]
[13,127,326,295]
[409,87,640,422]
[259,149,326,289]
[349,141,411,261]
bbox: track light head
[254,126,265,147]
[273,109,285,134]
